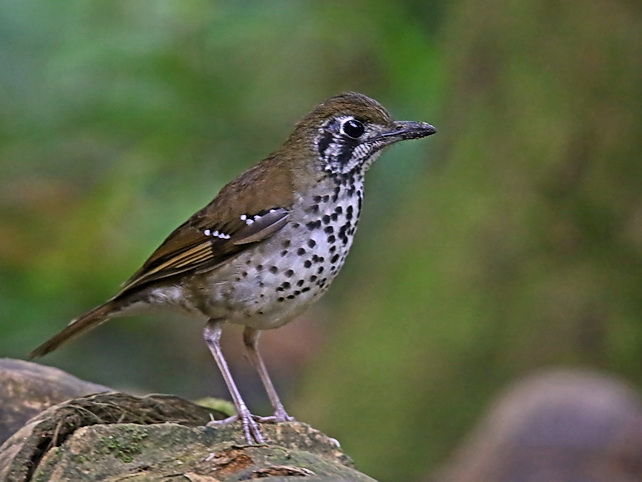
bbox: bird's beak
[374,121,437,144]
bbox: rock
[0,360,374,481]
[435,370,642,482]
[0,358,111,445]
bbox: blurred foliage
[1,0,640,480]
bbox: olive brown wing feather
[118,207,290,294]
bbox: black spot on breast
[277,281,291,292]
[306,220,322,230]
[338,225,350,244]
[308,239,316,248]
[285,269,294,277]
[297,248,306,256]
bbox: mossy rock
[0,373,373,481]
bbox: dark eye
[341,119,365,139]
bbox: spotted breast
[197,172,364,330]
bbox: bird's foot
[255,408,295,423]
[207,410,266,444]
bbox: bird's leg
[243,327,294,423]
[203,319,265,444]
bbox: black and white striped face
[315,115,391,177]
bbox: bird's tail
[30,301,118,359]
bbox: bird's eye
[341,119,365,139]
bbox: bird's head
[286,92,436,179]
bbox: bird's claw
[207,411,266,444]
[254,410,295,424]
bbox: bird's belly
[196,206,358,330]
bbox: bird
[30,92,436,444]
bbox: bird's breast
[195,178,365,330]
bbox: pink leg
[204,319,265,443]
[243,327,294,422]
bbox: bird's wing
[118,207,290,294]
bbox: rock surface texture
[0,360,373,481]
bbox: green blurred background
[1,0,641,480]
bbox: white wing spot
[204,229,231,240]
